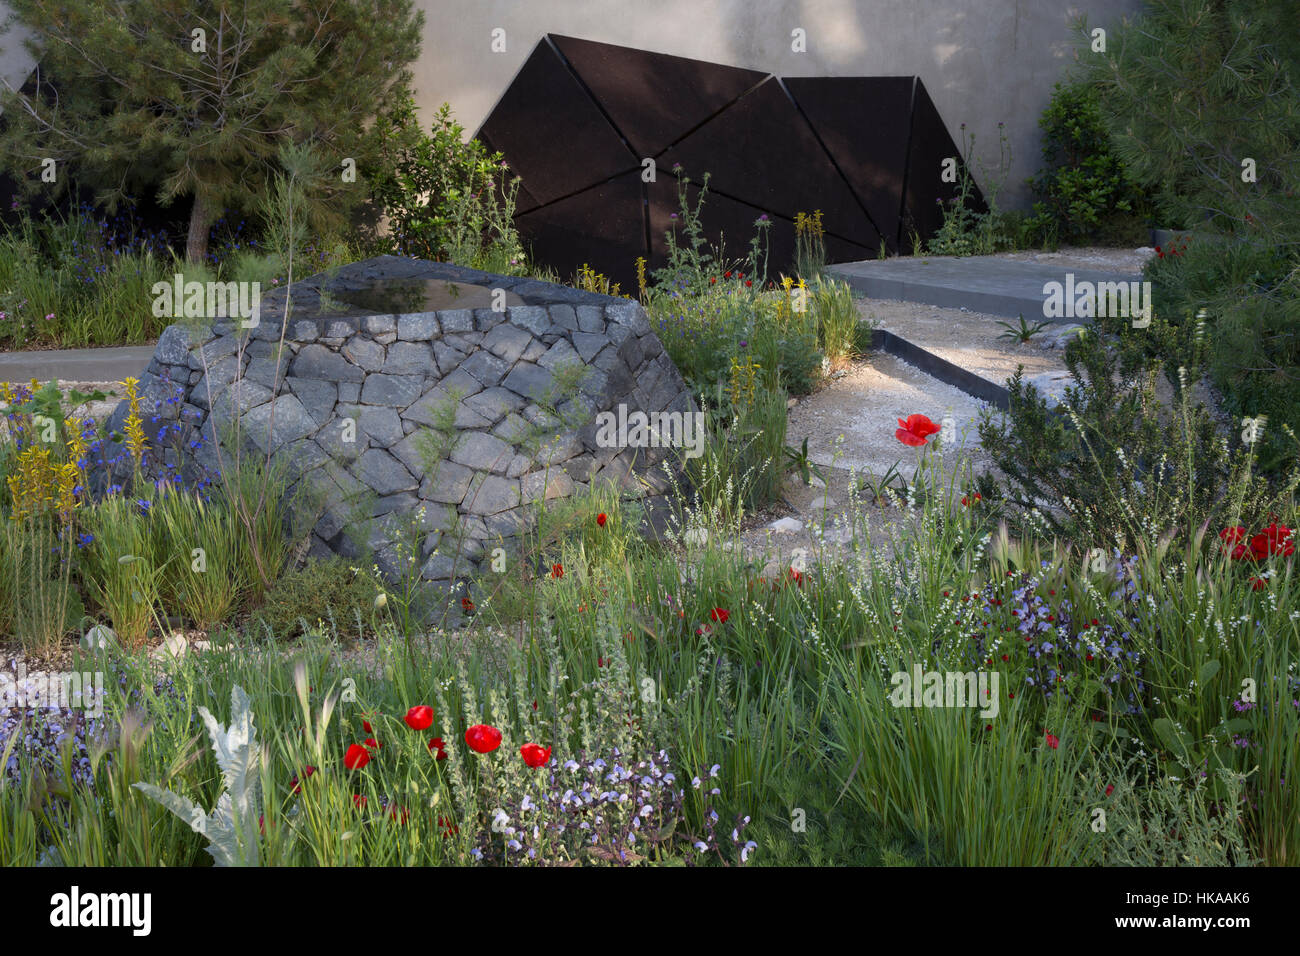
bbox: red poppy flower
[895,413,941,447]
[710,607,730,624]
[387,804,409,824]
[1220,526,1247,544]
[596,512,608,527]
[344,744,370,770]
[465,724,502,754]
[1262,523,1295,555]
[289,765,317,795]
[724,271,732,278]
[960,496,970,506]
[1250,533,1271,560]
[352,794,368,808]
[551,563,564,578]
[462,597,475,613]
[364,737,382,750]
[437,816,459,838]
[745,279,753,287]
[597,656,606,667]
[428,737,448,760]
[362,717,374,733]
[1044,731,1060,750]
[405,705,434,731]
[710,277,717,284]
[1251,576,1268,591]
[520,743,552,768]
[1105,784,1115,797]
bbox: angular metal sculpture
[477,35,982,289]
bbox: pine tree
[1075,0,1300,245]
[0,0,424,261]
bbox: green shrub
[1076,0,1300,241]
[976,312,1300,550]
[1143,236,1300,472]
[364,98,526,272]
[151,489,250,630]
[253,556,377,640]
[1026,82,1151,245]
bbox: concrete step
[828,256,1142,321]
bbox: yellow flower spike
[121,377,148,464]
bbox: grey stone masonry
[111,256,696,592]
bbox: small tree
[1074,0,1300,245]
[0,0,423,261]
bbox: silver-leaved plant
[133,685,264,866]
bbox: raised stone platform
[106,256,696,593]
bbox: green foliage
[783,436,826,487]
[926,125,1025,256]
[809,277,862,365]
[0,0,424,262]
[254,557,376,641]
[683,383,788,516]
[1075,0,1300,241]
[0,516,82,655]
[0,207,174,349]
[1143,236,1300,472]
[650,172,772,294]
[995,314,1052,343]
[364,99,527,272]
[79,497,169,649]
[4,434,1300,866]
[1026,82,1151,245]
[977,312,1300,550]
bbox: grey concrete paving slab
[828,255,1143,321]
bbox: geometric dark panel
[514,171,646,291]
[661,78,880,249]
[476,36,982,284]
[550,34,767,158]
[900,79,982,246]
[477,41,637,207]
[785,76,914,253]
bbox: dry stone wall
[107,256,696,589]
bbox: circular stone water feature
[109,255,696,598]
